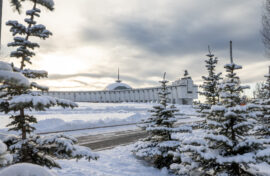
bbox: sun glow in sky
[37,46,106,75]
[1,0,269,97]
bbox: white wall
[41,78,198,105]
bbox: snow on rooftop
[105,82,132,91]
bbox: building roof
[105,82,132,91]
[105,68,132,91]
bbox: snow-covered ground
[0,102,196,176]
[51,144,172,176]
[0,144,173,176]
[0,102,198,135]
[1,103,270,175]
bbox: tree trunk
[20,108,29,162]
[20,109,26,139]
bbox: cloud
[78,0,265,60]
[71,80,89,86]
[2,0,269,92]
[48,72,158,87]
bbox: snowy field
[0,102,197,135]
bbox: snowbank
[0,163,55,176]
[0,103,197,134]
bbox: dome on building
[105,82,132,91]
[105,68,132,91]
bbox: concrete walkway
[77,129,148,151]
[76,119,203,151]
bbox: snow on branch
[29,24,52,39]
[33,0,55,11]
[31,82,49,91]
[256,148,270,158]
[158,141,180,148]
[6,20,27,36]
[235,138,270,151]
[8,37,40,49]
[224,63,242,70]
[216,153,256,164]
[22,69,48,78]
[35,134,99,161]
[0,61,30,87]
[26,8,41,17]
[9,94,78,111]
[146,126,191,133]
[204,134,233,147]
[211,105,226,112]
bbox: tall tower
[230,40,233,63]
[116,68,122,83]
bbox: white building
[41,73,198,105]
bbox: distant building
[42,71,198,105]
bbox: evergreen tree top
[197,46,222,112]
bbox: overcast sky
[1,0,269,95]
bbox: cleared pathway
[76,119,203,151]
[37,115,202,151]
[77,129,148,151]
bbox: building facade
[41,76,198,105]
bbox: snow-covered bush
[0,163,55,176]
[0,0,98,168]
[171,44,270,175]
[133,73,191,169]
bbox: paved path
[36,115,202,151]
[77,129,148,151]
[76,119,203,151]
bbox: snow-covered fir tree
[197,46,222,115]
[0,0,98,168]
[254,82,267,99]
[133,73,191,169]
[255,66,270,138]
[171,42,270,176]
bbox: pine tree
[0,0,98,168]
[255,66,270,138]
[133,73,191,169]
[171,42,270,176]
[197,46,222,115]
[254,82,267,99]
